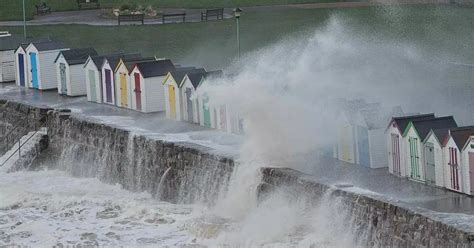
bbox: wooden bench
[118,14,144,25]
[77,0,100,9]
[35,3,51,15]
[201,8,224,21]
[161,12,186,24]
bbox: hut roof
[90,53,123,68]
[450,126,474,149]
[54,47,98,65]
[431,128,451,144]
[107,53,142,70]
[172,68,206,86]
[31,41,67,51]
[392,113,436,133]
[135,59,175,78]
[410,116,458,140]
[124,57,155,71]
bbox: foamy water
[0,168,360,247]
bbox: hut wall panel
[0,50,15,82]
[40,51,64,90]
[461,140,474,195]
[143,76,165,113]
[15,49,28,87]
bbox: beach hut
[442,127,472,193]
[455,127,474,195]
[197,71,225,129]
[0,34,27,83]
[129,59,175,113]
[423,128,451,187]
[403,116,457,183]
[180,70,207,123]
[25,41,69,90]
[163,67,206,120]
[14,43,29,87]
[114,57,155,108]
[54,48,97,96]
[101,53,141,105]
[386,114,435,177]
[357,106,404,169]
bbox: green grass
[0,0,337,21]
[2,5,473,70]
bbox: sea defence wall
[2,99,474,246]
[259,167,474,247]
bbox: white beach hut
[0,35,26,83]
[54,48,97,96]
[443,128,464,193]
[25,41,69,90]
[423,128,450,188]
[457,127,474,195]
[129,59,176,113]
[84,53,122,103]
[180,71,207,124]
[14,43,29,87]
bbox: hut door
[105,69,112,103]
[357,126,370,167]
[203,96,211,127]
[18,54,25,86]
[425,142,436,185]
[409,137,420,179]
[60,63,67,94]
[134,73,141,111]
[220,106,227,131]
[88,70,96,102]
[30,52,38,88]
[120,73,127,107]
[185,88,193,122]
[469,153,474,193]
[391,134,401,175]
[168,85,176,119]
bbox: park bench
[118,14,144,25]
[77,0,100,9]
[201,8,224,21]
[161,12,186,24]
[35,3,51,15]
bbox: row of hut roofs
[0,37,243,134]
[332,99,474,196]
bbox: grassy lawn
[2,5,473,70]
[0,0,337,21]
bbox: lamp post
[23,0,27,38]
[233,8,242,61]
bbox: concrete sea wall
[259,167,474,247]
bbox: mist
[192,9,473,245]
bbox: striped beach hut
[163,67,206,121]
[101,53,141,105]
[403,116,457,183]
[54,48,97,96]
[129,59,175,112]
[386,114,435,177]
[114,57,155,108]
[25,41,69,90]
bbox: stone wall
[259,167,474,247]
[45,110,234,204]
[0,100,51,155]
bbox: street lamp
[233,7,242,61]
[23,0,27,38]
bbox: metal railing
[0,115,49,167]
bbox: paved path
[0,0,447,26]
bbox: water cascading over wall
[44,110,234,204]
